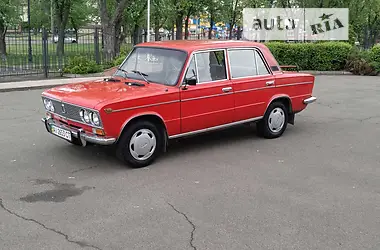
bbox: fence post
[42,28,49,78]
[94,28,100,64]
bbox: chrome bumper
[41,117,116,146]
[303,96,317,104]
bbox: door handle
[222,87,233,93]
[266,80,275,86]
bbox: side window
[196,50,227,83]
[255,51,270,75]
[228,49,257,78]
[184,56,197,82]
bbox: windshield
[115,47,187,86]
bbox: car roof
[136,40,269,53]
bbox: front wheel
[257,102,288,139]
[116,121,164,168]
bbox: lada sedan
[41,40,317,168]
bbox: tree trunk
[208,15,214,39]
[102,24,116,60]
[99,0,129,59]
[175,14,183,40]
[0,23,6,58]
[154,16,160,41]
[184,16,189,39]
[55,0,71,59]
[56,23,65,58]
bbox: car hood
[42,77,171,109]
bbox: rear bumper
[303,96,317,104]
[42,117,116,146]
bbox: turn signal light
[92,128,105,136]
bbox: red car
[41,40,317,168]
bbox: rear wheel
[116,121,164,168]
[257,101,288,139]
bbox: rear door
[227,48,275,121]
[180,49,235,133]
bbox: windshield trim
[116,46,189,87]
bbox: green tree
[54,0,72,58]
[98,0,130,59]
[0,0,21,57]
[68,0,97,40]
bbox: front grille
[42,97,103,127]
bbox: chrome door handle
[266,80,275,86]
[222,87,233,93]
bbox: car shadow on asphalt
[164,124,261,158]
[53,123,296,171]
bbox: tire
[116,120,164,168]
[257,101,288,139]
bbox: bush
[265,42,352,71]
[113,44,133,66]
[344,46,380,76]
[370,44,380,63]
[63,56,102,74]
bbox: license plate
[51,125,72,141]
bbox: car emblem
[61,104,66,113]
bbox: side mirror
[185,78,197,86]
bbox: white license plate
[51,125,72,141]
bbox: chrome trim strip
[42,118,116,146]
[181,92,233,102]
[194,54,199,84]
[112,100,179,113]
[41,95,104,128]
[41,95,100,113]
[48,112,103,129]
[278,81,313,87]
[169,116,263,139]
[303,96,317,104]
[235,86,275,94]
[230,74,272,80]
[235,102,265,109]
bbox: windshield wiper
[117,68,129,78]
[132,70,150,84]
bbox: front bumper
[303,96,317,104]
[42,117,116,146]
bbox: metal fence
[0,27,237,81]
[0,28,104,79]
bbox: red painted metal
[42,40,315,140]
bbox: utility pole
[147,0,150,42]
[27,0,33,63]
[51,0,54,42]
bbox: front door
[180,49,235,133]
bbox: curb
[0,83,68,93]
[300,71,353,75]
[0,76,104,93]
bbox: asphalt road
[0,75,379,250]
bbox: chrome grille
[42,97,103,127]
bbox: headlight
[43,99,54,112]
[80,109,100,126]
[91,112,100,126]
[83,110,90,123]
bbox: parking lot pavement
[0,75,379,250]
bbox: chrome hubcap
[129,129,156,161]
[268,107,285,133]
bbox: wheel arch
[265,95,294,125]
[117,112,168,149]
